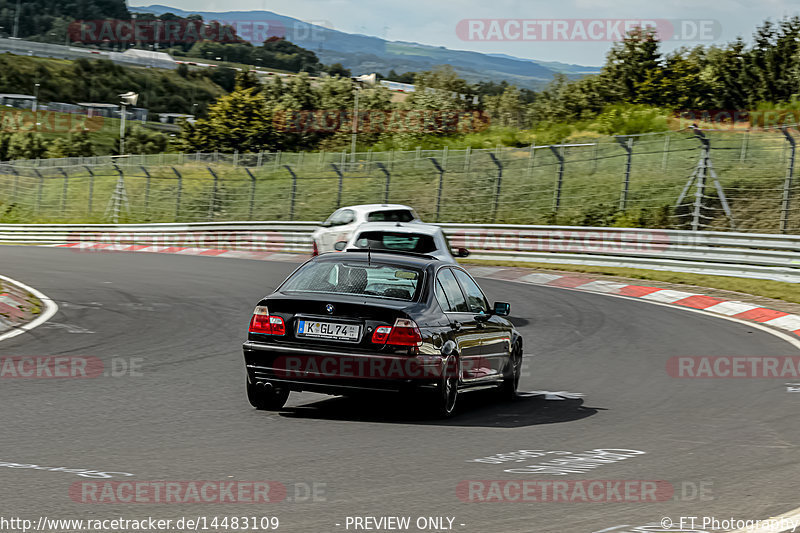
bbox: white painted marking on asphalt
[640,289,699,303]
[703,301,761,316]
[576,280,629,293]
[467,266,504,277]
[42,322,94,334]
[763,314,800,332]
[521,390,586,400]
[518,273,563,284]
[0,275,59,343]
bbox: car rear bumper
[243,341,445,394]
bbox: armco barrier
[0,222,798,283]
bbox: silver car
[334,222,470,264]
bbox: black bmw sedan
[242,251,523,417]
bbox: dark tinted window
[437,269,468,312]
[354,231,436,253]
[282,261,421,301]
[454,269,489,314]
[434,280,452,312]
[366,209,415,222]
[326,209,355,227]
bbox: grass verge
[464,259,800,305]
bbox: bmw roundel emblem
[325,304,335,314]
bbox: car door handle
[451,321,462,331]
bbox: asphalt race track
[1,246,799,533]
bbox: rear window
[354,231,436,254]
[366,209,415,222]
[281,261,422,301]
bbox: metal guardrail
[0,222,798,283]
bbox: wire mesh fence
[0,129,798,233]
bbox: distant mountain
[133,5,601,88]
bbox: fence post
[591,142,598,174]
[661,135,671,170]
[442,146,449,170]
[318,150,325,171]
[84,166,95,216]
[549,145,565,214]
[780,128,796,233]
[526,143,536,180]
[464,146,472,172]
[273,151,282,173]
[692,144,709,232]
[429,158,445,222]
[9,167,18,204]
[488,153,503,223]
[615,136,634,211]
[284,165,298,220]
[34,169,44,216]
[257,151,263,167]
[331,163,344,208]
[415,146,421,169]
[206,166,219,221]
[740,130,749,162]
[376,162,391,204]
[140,165,151,214]
[244,167,257,221]
[172,167,182,221]
[59,168,69,218]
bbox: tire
[246,378,290,411]
[436,355,460,418]
[501,342,523,401]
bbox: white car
[311,204,421,255]
[333,222,470,264]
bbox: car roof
[339,204,415,213]
[351,222,442,236]
[314,250,442,268]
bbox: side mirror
[321,221,333,228]
[334,241,347,251]
[456,248,470,258]
[493,302,510,316]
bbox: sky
[128,0,800,66]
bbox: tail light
[249,306,286,336]
[371,319,423,347]
[312,241,319,256]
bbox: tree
[118,127,170,155]
[182,84,274,153]
[325,63,351,78]
[601,26,662,102]
[485,86,524,127]
[7,133,49,160]
[47,130,95,158]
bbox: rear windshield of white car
[282,262,422,301]
[366,210,416,222]
[354,232,437,254]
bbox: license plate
[297,320,360,341]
